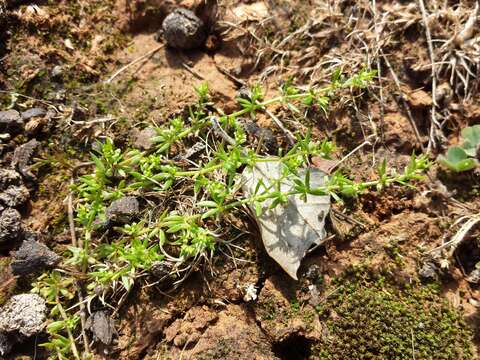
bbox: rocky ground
[0,0,480,359]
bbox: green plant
[32,272,82,360]
[33,68,430,359]
[438,125,480,172]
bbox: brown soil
[1,0,480,359]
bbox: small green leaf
[461,125,480,151]
[201,208,220,219]
[255,202,263,217]
[47,321,65,333]
[445,146,470,162]
[121,275,131,291]
[438,146,477,172]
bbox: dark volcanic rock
[11,239,61,275]
[0,169,28,208]
[86,311,115,345]
[162,8,206,50]
[0,169,22,190]
[0,209,21,244]
[105,196,139,224]
[243,121,277,152]
[0,185,29,207]
[151,260,174,278]
[20,108,46,121]
[12,138,39,179]
[0,110,23,134]
[418,261,438,280]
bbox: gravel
[105,196,140,224]
[0,169,22,190]
[0,110,23,134]
[86,311,115,345]
[162,8,206,50]
[0,185,29,208]
[0,208,21,244]
[12,138,39,179]
[11,239,61,275]
[20,108,46,121]
[0,293,46,337]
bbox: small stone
[133,127,157,151]
[243,283,257,302]
[0,110,23,134]
[20,108,46,121]
[151,260,173,278]
[0,209,21,244]
[0,169,22,190]
[243,121,277,152]
[11,239,61,275]
[467,268,480,284]
[86,311,115,345]
[308,284,321,307]
[418,261,438,279]
[0,185,29,207]
[237,87,252,100]
[12,138,39,179]
[161,8,206,50]
[0,294,46,337]
[304,264,322,282]
[0,169,27,207]
[105,196,139,224]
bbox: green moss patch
[314,267,475,360]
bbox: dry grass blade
[428,213,480,256]
[105,44,165,84]
[417,0,442,152]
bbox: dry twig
[105,44,165,84]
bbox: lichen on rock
[0,293,46,337]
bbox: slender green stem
[56,294,81,360]
[176,163,224,177]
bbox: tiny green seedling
[438,125,480,172]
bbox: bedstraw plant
[33,68,430,359]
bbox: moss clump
[313,267,474,360]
